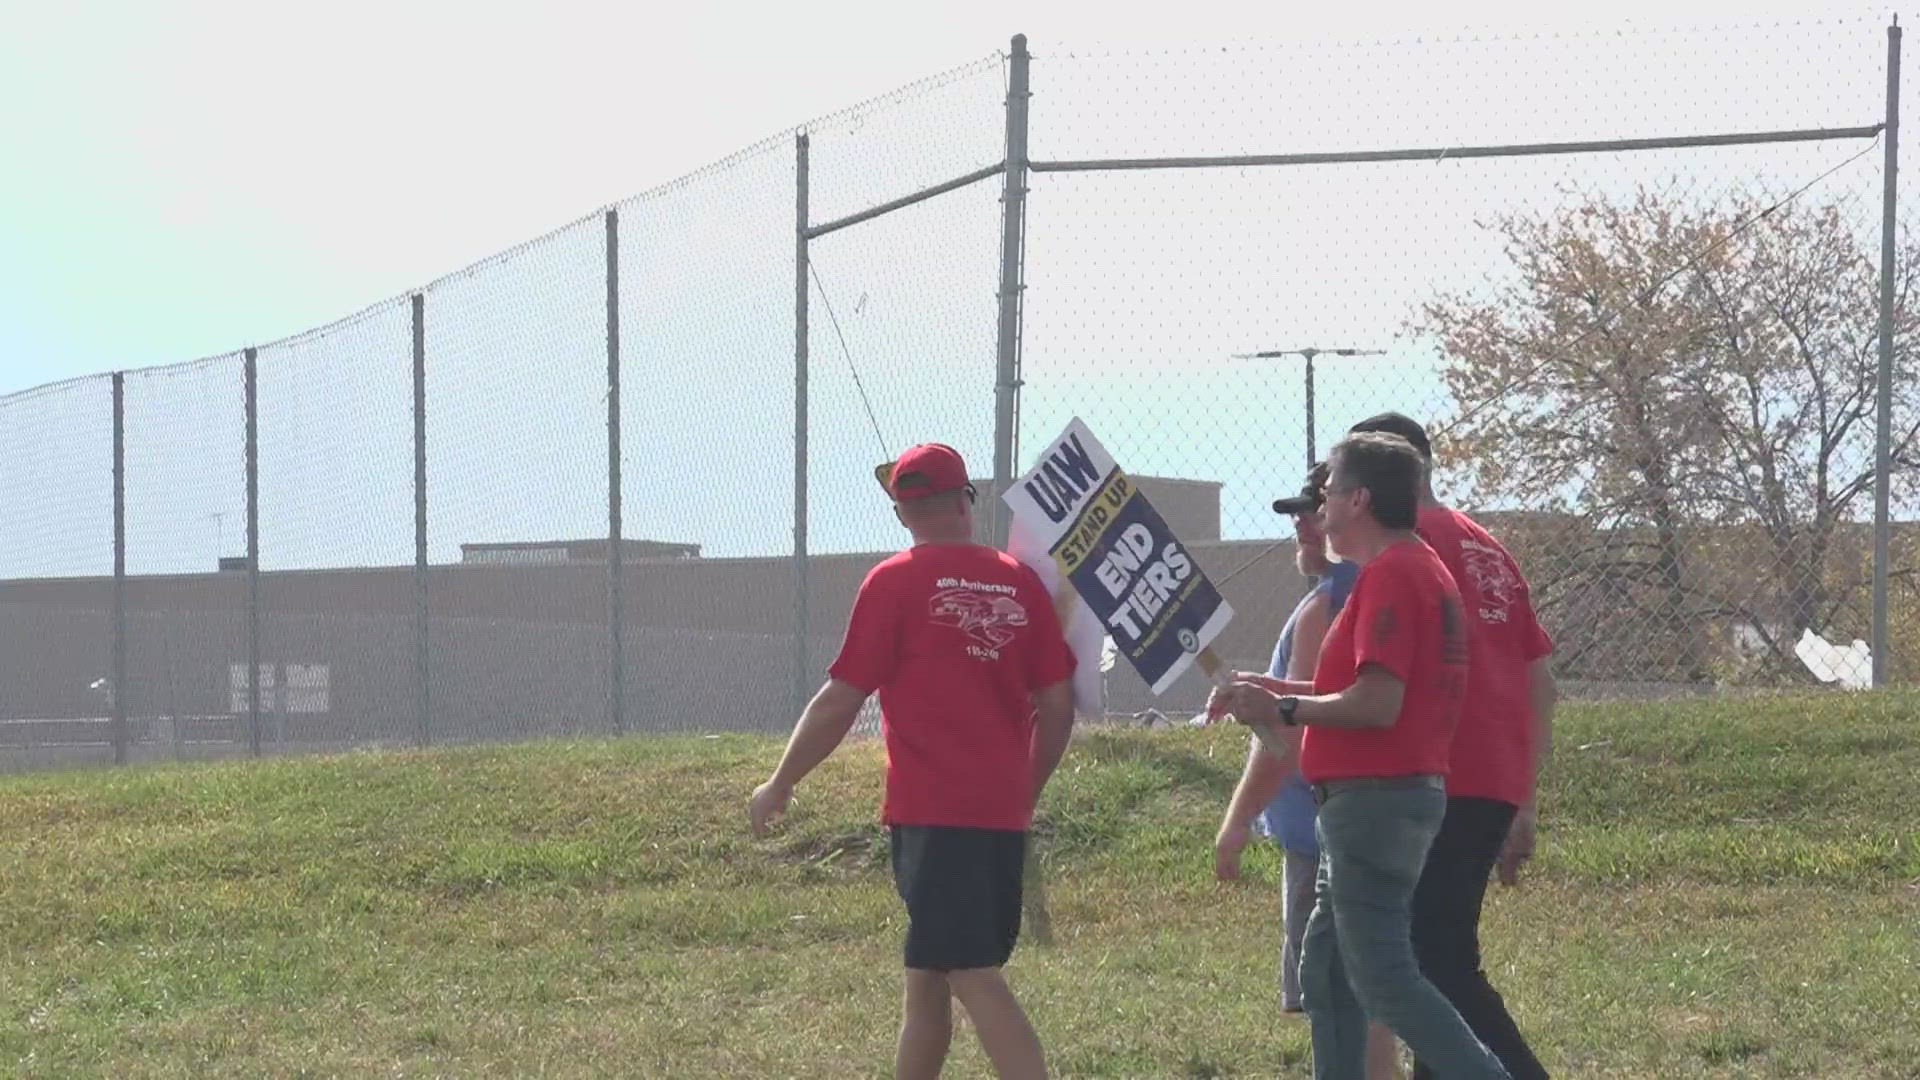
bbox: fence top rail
[1031,125,1887,175]
[1024,15,1887,60]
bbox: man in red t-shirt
[1213,433,1509,1080]
[1349,413,1556,1080]
[749,442,1076,1080]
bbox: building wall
[0,538,1311,749]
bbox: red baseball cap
[873,443,970,501]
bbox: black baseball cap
[1272,460,1331,515]
[1347,411,1432,460]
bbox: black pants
[890,825,1026,972]
[1410,796,1549,1080]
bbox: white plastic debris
[1794,627,1872,691]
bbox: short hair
[896,485,974,519]
[1329,432,1423,530]
[1348,412,1432,462]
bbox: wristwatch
[1277,696,1300,726]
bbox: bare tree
[1422,190,1920,682]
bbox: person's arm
[750,679,870,834]
[1215,592,1334,720]
[1215,660,1405,731]
[1226,587,1327,812]
[1219,562,1412,731]
[1286,595,1331,684]
[752,567,896,836]
[1290,665,1405,729]
[1509,571,1558,800]
[1221,730,1297,832]
[1230,672,1312,697]
[1214,590,1326,879]
[769,679,869,788]
[1498,575,1557,885]
[1023,566,1080,805]
[1208,673,1313,719]
[1213,728,1299,881]
[1494,658,1556,886]
[1526,656,1557,795]
[1028,678,1075,804]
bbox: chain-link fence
[3,18,1915,771]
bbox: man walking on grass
[750,442,1077,1080]
[1347,413,1557,1080]
[1213,461,1401,1078]
[1213,432,1510,1080]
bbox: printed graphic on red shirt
[928,579,1029,656]
[1457,536,1524,625]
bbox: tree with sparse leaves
[1421,191,1920,683]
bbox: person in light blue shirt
[1214,486,1400,1078]
[1254,554,1356,994]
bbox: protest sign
[1003,418,1234,697]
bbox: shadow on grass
[775,824,891,876]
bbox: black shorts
[889,825,1026,972]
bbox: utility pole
[1232,346,1389,467]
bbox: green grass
[3,694,1919,1078]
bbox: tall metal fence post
[112,372,127,765]
[244,346,261,755]
[607,207,625,735]
[990,34,1032,550]
[1874,16,1902,687]
[1304,351,1317,471]
[794,132,812,719]
[413,293,431,745]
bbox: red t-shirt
[1299,540,1468,784]
[828,543,1077,830]
[1416,506,1555,806]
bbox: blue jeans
[1301,776,1510,1080]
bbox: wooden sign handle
[1196,646,1291,757]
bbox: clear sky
[0,0,1908,578]
[1,0,1897,394]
